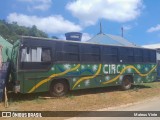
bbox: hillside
[0,20,48,44]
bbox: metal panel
[87,33,136,47]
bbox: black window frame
[55,42,80,62]
[102,46,118,63]
[53,40,157,64]
[19,46,52,71]
[80,44,101,63]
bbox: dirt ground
[0,82,160,112]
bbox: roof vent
[65,32,82,41]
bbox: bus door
[19,46,53,93]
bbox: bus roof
[20,36,155,51]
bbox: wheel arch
[123,74,134,84]
[121,74,134,90]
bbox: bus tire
[49,80,69,97]
[121,76,132,90]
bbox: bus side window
[41,48,51,62]
[21,47,51,62]
[134,49,143,63]
[20,47,52,70]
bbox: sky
[0,0,160,46]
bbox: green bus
[10,36,157,97]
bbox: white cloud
[17,0,52,11]
[142,44,160,49]
[122,22,138,31]
[66,0,143,26]
[81,33,92,41]
[123,25,132,31]
[7,13,82,34]
[147,24,160,33]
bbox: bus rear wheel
[49,80,69,97]
[121,76,132,90]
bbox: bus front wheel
[49,80,69,97]
[121,76,132,90]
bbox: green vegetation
[0,19,48,44]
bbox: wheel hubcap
[54,83,64,93]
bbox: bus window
[21,47,51,62]
[41,48,51,62]
[127,48,134,62]
[157,50,160,61]
[134,49,143,63]
[20,47,52,70]
[150,50,156,63]
[102,46,118,63]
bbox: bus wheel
[121,76,132,90]
[49,80,69,97]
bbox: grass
[0,82,160,111]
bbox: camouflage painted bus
[10,36,157,97]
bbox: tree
[51,36,58,39]
[0,20,49,44]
